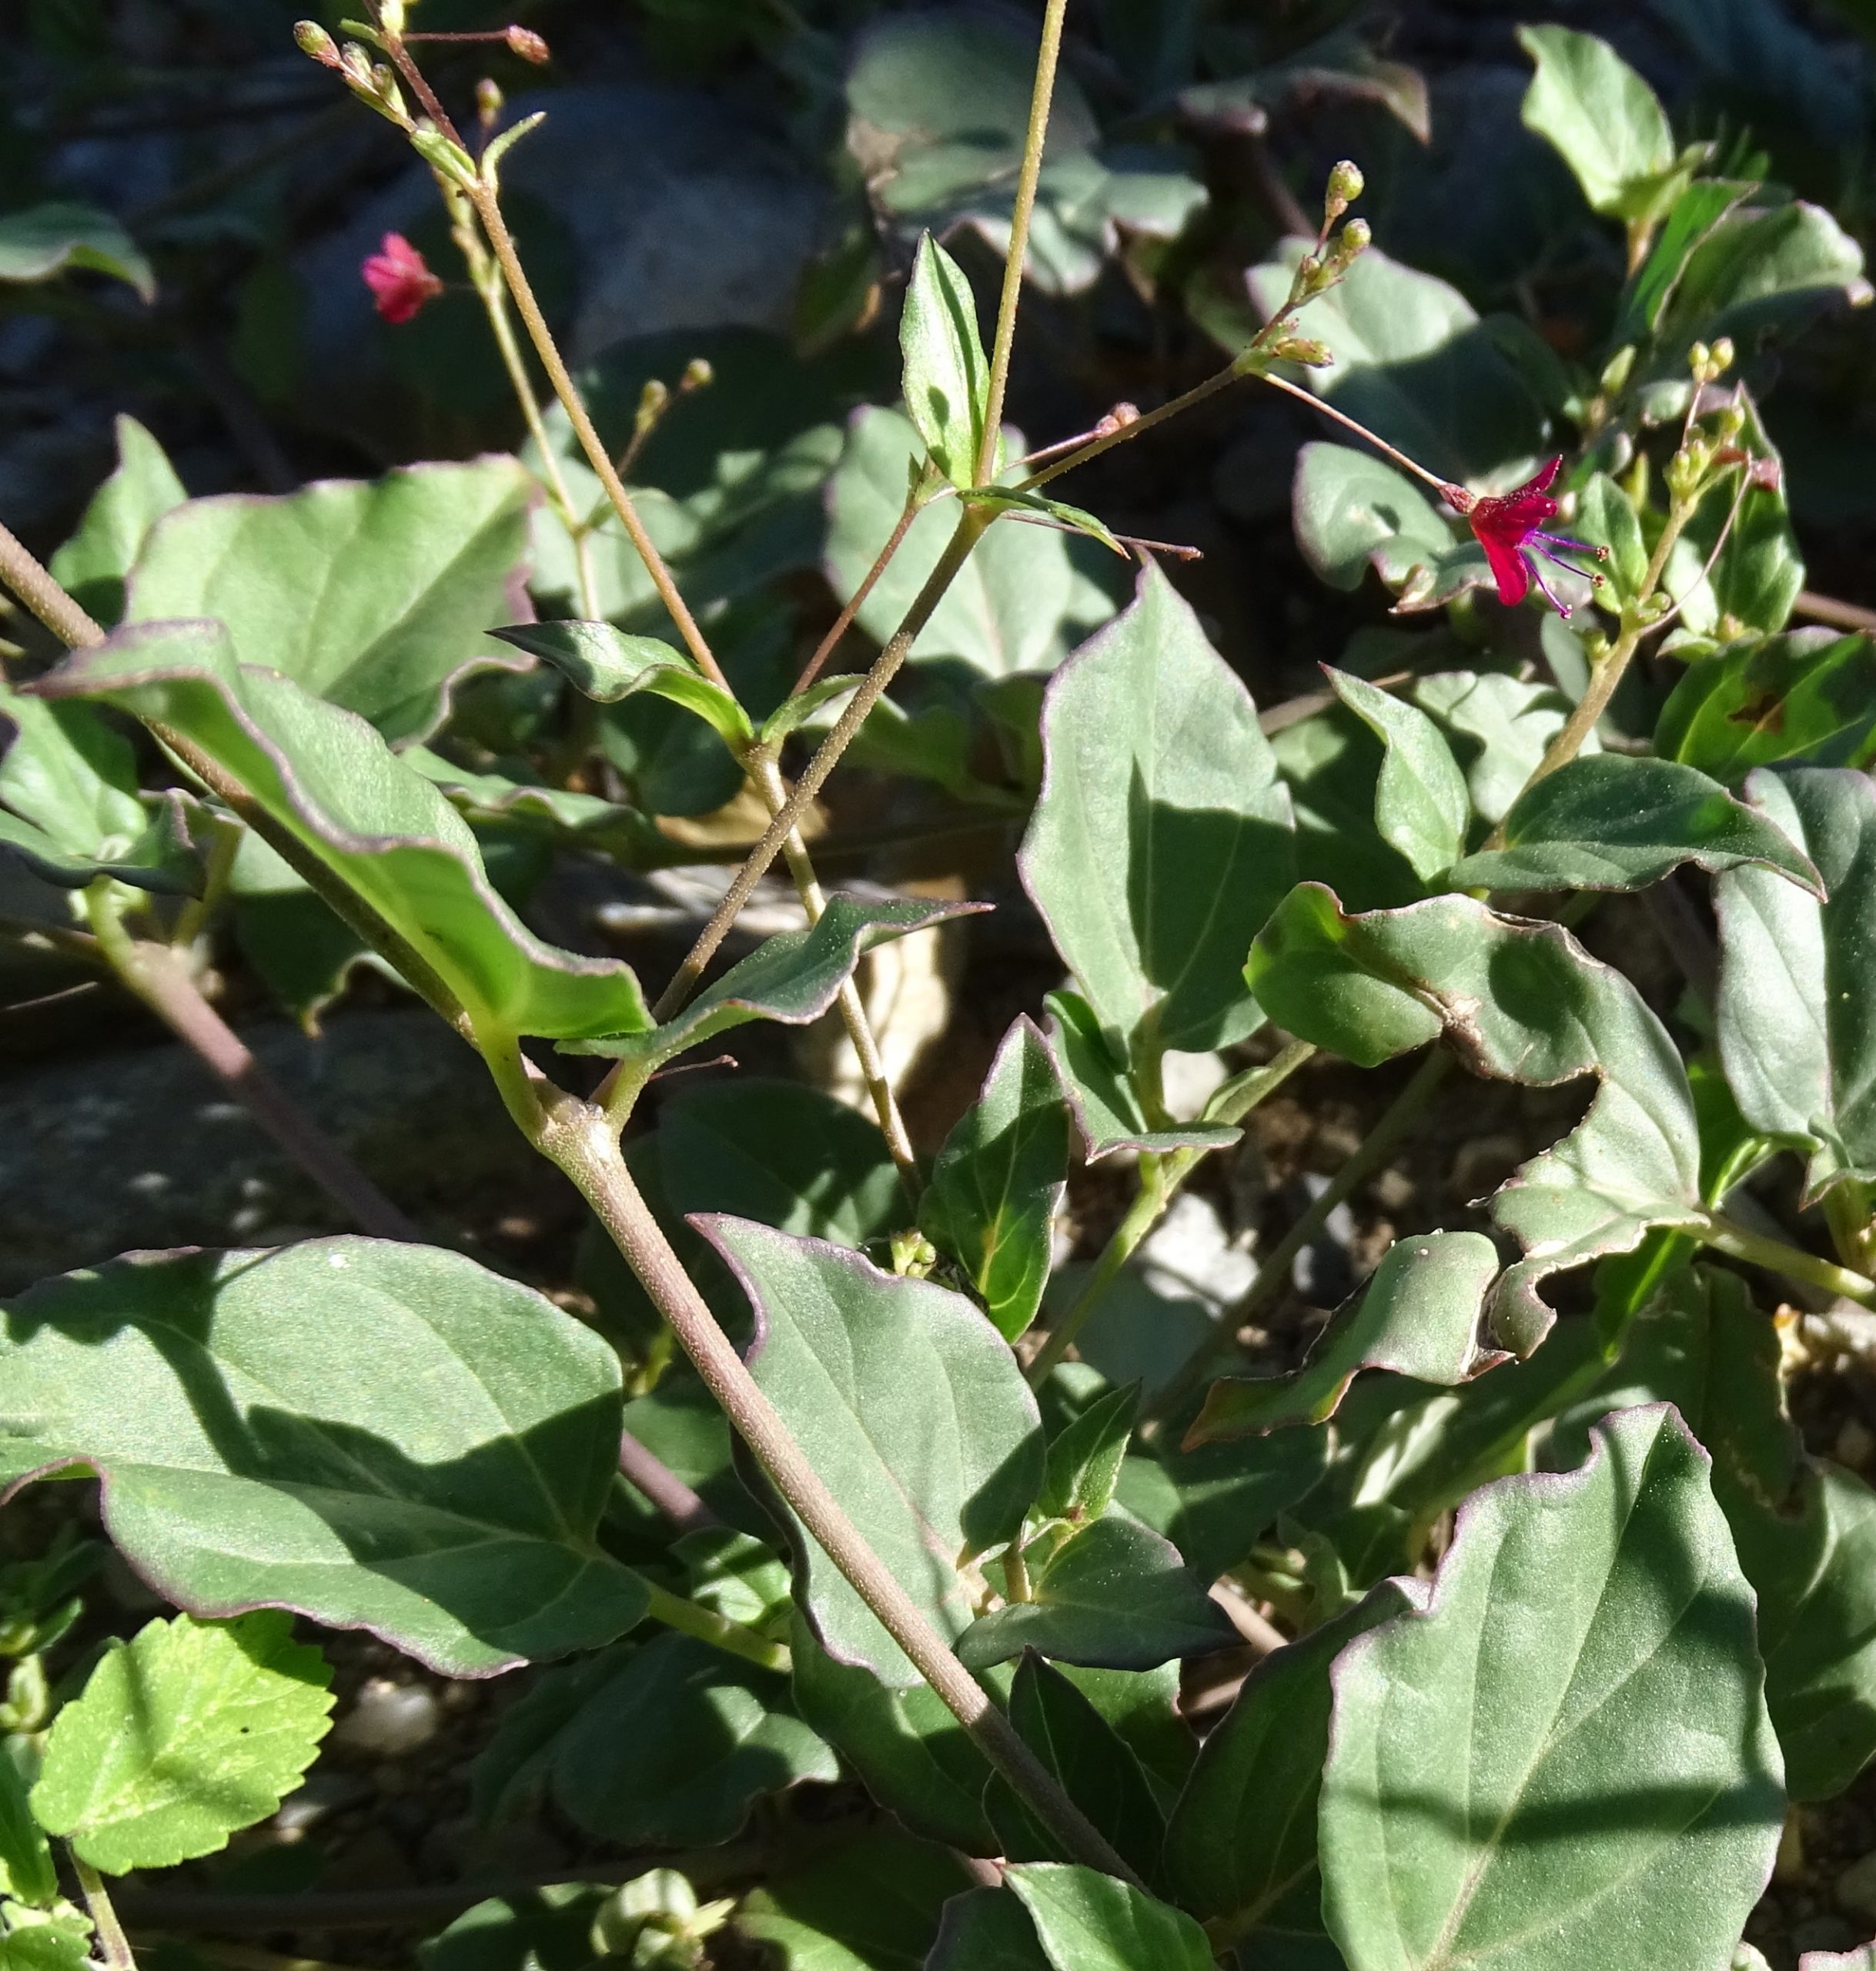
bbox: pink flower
[361,233,443,326]
[1440,457,1606,616]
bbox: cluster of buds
[1688,336,1736,386]
[592,1869,734,1969]
[295,22,413,129]
[1093,401,1141,440]
[1320,159,1365,236]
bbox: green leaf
[1005,1864,1213,1971]
[960,488,1125,558]
[490,621,752,745]
[901,233,989,490]
[0,1919,93,1971]
[0,202,154,302]
[48,416,186,627]
[1037,1384,1136,1524]
[0,1747,56,1908]
[1657,631,1876,781]
[741,1828,978,1969]
[124,459,537,745]
[0,681,199,896]
[790,1616,998,1854]
[1664,413,1805,640]
[1410,671,1588,828]
[1553,1268,1876,1802]
[826,407,1120,677]
[1573,473,1650,605]
[985,1655,1165,1883]
[955,1515,1232,1671]
[1292,446,1484,612]
[419,1886,610,1971]
[1449,755,1822,895]
[31,1611,332,1872]
[1615,179,1755,345]
[1120,1429,1332,1582]
[927,1889,1050,1971]
[0,1239,649,1675]
[1661,199,1871,352]
[471,1631,834,1844]
[1319,1405,1784,1971]
[565,895,977,1083]
[761,675,870,745]
[1020,562,1294,1056]
[1325,671,1470,885]
[919,1016,1071,1341]
[1041,991,1241,1163]
[1517,26,1675,219]
[1247,885,1706,1354]
[34,621,651,1044]
[226,830,382,1024]
[1716,767,1876,1203]
[1246,244,1546,484]
[1164,1582,1420,1953]
[1191,1232,1502,1445]
[707,1219,1043,1687]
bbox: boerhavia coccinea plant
[3,7,1876,1971]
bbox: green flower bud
[680,357,714,393]
[476,77,503,128]
[1330,216,1371,269]
[293,20,339,65]
[1266,334,1333,366]
[1708,336,1735,375]
[1326,159,1364,209]
[1598,344,1637,397]
[634,377,670,434]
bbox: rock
[1139,1193,1257,1311]
[1160,1049,1229,1123]
[334,1677,441,1759]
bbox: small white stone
[335,1678,440,1758]
[1139,1193,1257,1311]
[1160,1049,1229,1123]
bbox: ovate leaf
[1005,1865,1213,1971]
[1041,990,1241,1163]
[1293,446,1485,613]
[956,1516,1233,1672]
[1020,562,1294,1056]
[1656,630,1876,781]
[0,202,154,302]
[1326,669,1470,885]
[901,233,989,489]
[419,1885,610,1971]
[32,1611,332,1872]
[125,457,537,744]
[1661,200,1870,353]
[705,1220,1044,1686]
[0,1746,57,1907]
[1715,767,1876,1202]
[1319,1405,1784,1971]
[1247,885,1706,1353]
[0,1240,649,1675]
[927,1889,1050,1971]
[919,1016,1071,1340]
[741,1827,978,1970]
[1411,670,1587,827]
[490,620,752,745]
[1449,755,1822,895]
[33,622,650,1044]
[1192,1231,1502,1444]
[1517,26,1676,219]
[48,416,186,626]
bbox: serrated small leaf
[1716,768,1876,1203]
[0,1919,93,1971]
[124,458,537,745]
[706,1220,1044,1687]
[490,620,753,745]
[920,1017,1070,1340]
[1037,1384,1136,1524]
[0,202,154,302]
[32,1611,332,1872]
[566,895,979,1083]
[48,416,186,626]
[1248,885,1706,1354]
[901,233,990,489]
[956,1515,1232,1672]
[32,621,650,1045]
[1517,26,1675,219]
[1319,1406,1784,1971]
[0,1240,649,1675]
[1005,1864,1213,1971]
[1021,562,1294,1056]
[1449,755,1822,895]
[1325,670,1469,884]
[1192,1231,1502,1444]
[1042,991,1241,1163]
[1657,631,1876,782]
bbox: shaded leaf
[1716,767,1876,1203]
[925,1889,1049,1971]
[1119,1427,1333,1581]
[32,1611,332,1872]
[920,1017,1071,1340]
[902,233,989,489]
[1449,755,1821,895]
[0,1920,92,1971]
[490,620,751,745]
[1657,631,1876,782]
[1292,444,1485,613]
[0,1240,648,1676]
[1410,670,1588,828]
[0,1746,56,1907]
[419,1886,610,1971]
[125,458,536,745]
[1041,990,1241,1163]
[33,622,650,1044]
[742,1828,978,1970]
[1326,671,1469,884]
[707,1220,1043,1686]
[1005,1864,1212,1971]
[1021,563,1294,1056]
[48,416,186,626]
[1247,885,1706,1353]
[1615,178,1755,344]
[1517,26,1675,219]
[1192,1232,1502,1445]
[0,202,153,302]
[955,1514,1232,1672]
[1037,1384,1136,1524]
[1320,1406,1784,1971]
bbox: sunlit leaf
[1005,1865,1213,1971]
[1657,631,1876,783]
[1517,26,1676,219]
[48,416,186,627]
[491,620,751,745]
[1326,670,1469,885]
[0,202,154,302]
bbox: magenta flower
[1440,457,1606,616]
[362,233,443,326]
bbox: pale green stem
[640,1581,790,1675]
[75,1856,137,1971]
[1701,1215,1876,1307]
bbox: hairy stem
[617,1428,720,1533]
[540,1098,1139,1884]
[653,504,992,1019]
[793,484,924,694]
[76,1856,138,1971]
[975,0,1067,484]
